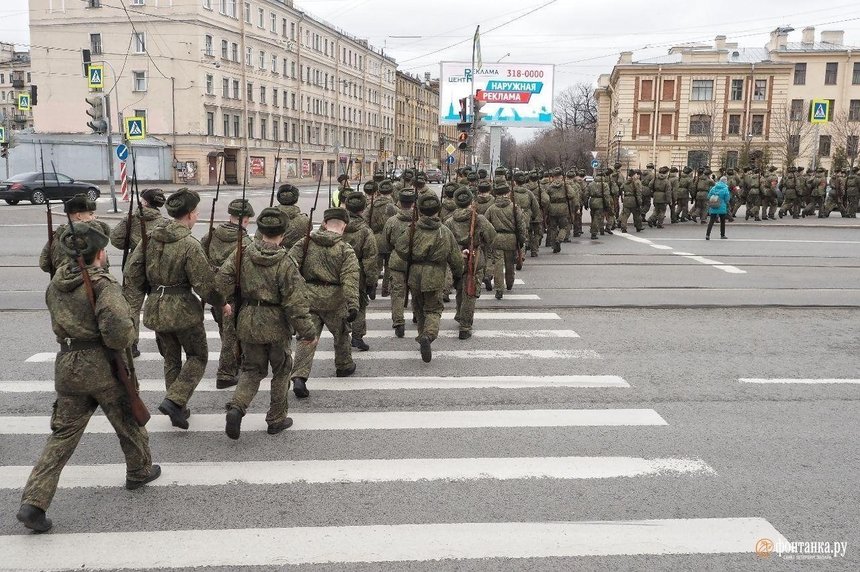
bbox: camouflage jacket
[587,179,612,210]
[621,179,643,207]
[367,195,398,239]
[564,180,583,208]
[485,197,528,251]
[216,238,315,343]
[289,230,360,315]
[546,181,575,216]
[474,193,495,216]
[444,207,497,271]
[525,181,550,213]
[202,222,252,271]
[390,215,464,292]
[47,264,135,394]
[109,206,166,252]
[123,220,224,332]
[846,173,860,195]
[40,220,112,275]
[440,197,458,222]
[695,176,715,198]
[652,173,672,203]
[275,205,311,250]
[342,214,379,291]
[668,175,679,202]
[512,187,542,223]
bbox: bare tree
[769,105,816,169]
[828,110,860,168]
[553,83,598,134]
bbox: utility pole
[103,94,118,213]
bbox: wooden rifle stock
[403,201,417,306]
[510,186,524,270]
[464,203,478,297]
[299,167,324,274]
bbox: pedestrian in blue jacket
[706,177,731,240]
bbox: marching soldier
[414,172,434,199]
[40,194,111,275]
[693,167,714,223]
[445,188,496,339]
[640,163,656,219]
[762,166,779,220]
[511,171,541,258]
[273,183,311,249]
[619,169,644,233]
[675,167,693,222]
[545,168,575,253]
[525,170,548,254]
[726,168,742,222]
[123,188,225,429]
[564,169,583,240]
[810,167,828,217]
[381,190,416,337]
[603,167,620,232]
[17,222,160,533]
[846,166,860,217]
[587,170,612,240]
[289,208,360,398]
[485,182,528,300]
[217,208,318,439]
[647,166,671,228]
[823,168,847,217]
[370,180,398,298]
[779,167,801,219]
[342,191,379,352]
[201,198,254,390]
[440,182,459,221]
[109,188,167,252]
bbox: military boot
[16,504,52,533]
[351,336,370,351]
[394,325,405,338]
[131,342,141,358]
[216,377,238,390]
[495,291,503,300]
[459,330,471,340]
[591,234,598,240]
[552,242,561,253]
[126,464,162,490]
[292,377,309,398]
[267,417,293,435]
[158,398,189,430]
[336,363,357,377]
[225,407,243,440]
[483,277,493,291]
[380,283,390,298]
[418,335,432,363]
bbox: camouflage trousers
[211,305,239,384]
[291,310,353,379]
[745,194,761,219]
[228,340,292,425]
[529,221,543,255]
[352,289,369,339]
[389,270,409,327]
[411,289,444,342]
[155,322,208,407]
[455,266,484,333]
[822,196,846,217]
[589,208,604,236]
[493,249,516,292]
[572,208,583,237]
[619,205,642,232]
[779,197,801,217]
[847,194,859,217]
[546,214,570,246]
[803,196,824,216]
[692,198,709,221]
[378,253,391,294]
[648,203,668,226]
[674,199,690,221]
[22,384,153,511]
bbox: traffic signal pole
[103,94,118,213]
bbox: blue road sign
[116,144,129,161]
[591,159,600,169]
[446,155,456,165]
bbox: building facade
[395,71,442,171]
[29,0,397,184]
[596,27,860,171]
[0,43,34,132]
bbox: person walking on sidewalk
[706,176,731,240]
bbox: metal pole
[103,93,118,213]
[811,124,820,171]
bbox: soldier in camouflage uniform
[823,168,847,217]
[619,169,644,233]
[808,167,828,217]
[17,222,160,533]
[761,166,779,220]
[342,192,379,352]
[846,166,860,217]
[564,169,583,240]
[544,169,575,253]
[369,180,398,298]
[486,182,528,299]
[414,172,435,200]
[40,194,111,276]
[587,170,612,239]
[391,194,464,362]
[217,208,317,439]
[603,167,619,231]
[511,171,541,258]
[693,167,714,223]
[647,166,671,228]
[640,163,655,219]
[725,168,742,222]
[123,189,225,429]
[201,198,254,389]
[743,168,760,221]
[272,184,311,249]
[381,190,416,336]
[445,188,496,339]
[333,174,350,207]
[289,208,360,397]
[525,171,548,254]
[674,167,693,222]
[440,182,459,221]
[779,167,802,219]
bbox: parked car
[425,168,445,183]
[0,172,101,205]
[388,168,403,179]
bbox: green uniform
[485,193,528,295]
[693,173,714,222]
[40,221,111,275]
[274,204,310,249]
[525,179,548,252]
[445,205,496,334]
[511,185,541,256]
[762,171,779,219]
[545,179,575,250]
[805,171,827,216]
[619,177,644,232]
[823,172,846,217]
[647,170,671,228]
[675,171,693,221]
[779,171,801,218]
[109,207,166,253]
[367,193,398,296]
[380,207,415,329]
[845,170,859,217]
[587,177,611,238]
[342,213,379,340]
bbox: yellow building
[395,71,441,171]
[0,43,34,131]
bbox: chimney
[768,28,790,50]
[801,26,815,45]
[715,35,727,50]
[820,30,844,46]
[618,51,633,64]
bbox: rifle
[39,142,55,278]
[232,155,249,361]
[464,201,478,297]
[120,171,135,272]
[299,165,324,274]
[561,167,575,223]
[128,148,150,295]
[535,176,548,228]
[204,153,223,260]
[269,144,282,207]
[403,197,418,307]
[64,213,150,426]
[510,186,524,270]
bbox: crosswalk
[0,276,790,569]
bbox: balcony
[11,79,25,89]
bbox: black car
[0,172,101,205]
[425,168,445,183]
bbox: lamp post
[615,130,623,164]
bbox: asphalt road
[0,188,858,571]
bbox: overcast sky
[3,0,860,139]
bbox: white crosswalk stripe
[136,329,581,340]
[197,311,563,321]
[740,378,860,384]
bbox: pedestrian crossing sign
[810,99,830,124]
[125,116,146,140]
[88,64,104,89]
[17,93,30,111]
[0,126,5,143]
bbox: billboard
[439,62,554,128]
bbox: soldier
[16,222,160,533]
[640,163,656,219]
[394,168,415,197]
[525,170,548,254]
[273,183,311,249]
[381,190,416,337]
[445,188,496,339]
[217,208,318,439]
[342,192,379,352]
[477,168,489,181]
[333,173,350,207]
[603,167,620,231]
[796,167,811,216]
[743,167,760,221]
[465,170,479,189]
[440,182,459,221]
[373,170,385,184]
[201,198,254,390]
[474,180,495,215]
[647,166,671,228]
[123,188,225,429]
[761,165,779,220]
[725,168,742,222]
[807,167,827,217]
[823,168,847,217]
[493,167,507,186]
[619,169,644,233]
[693,167,714,223]
[610,162,625,227]
[544,169,574,253]
[370,180,398,298]
[779,167,801,219]
[511,171,541,258]
[846,166,860,217]
[564,169,583,240]
[586,170,612,240]
[675,167,693,222]
[391,194,464,362]
[289,208,360,398]
[40,194,111,276]
[109,188,167,253]
[414,172,434,199]
[486,182,528,299]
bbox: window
[291,92,296,110]
[248,116,255,138]
[133,110,146,123]
[131,0,145,5]
[222,78,229,97]
[828,99,835,121]
[205,74,213,95]
[789,135,800,155]
[272,88,278,106]
[90,33,102,55]
[271,55,277,72]
[261,118,267,140]
[259,50,265,69]
[848,135,859,158]
[659,114,672,135]
[221,40,228,59]
[203,0,212,9]
[259,85,266,104]
[246,82,253,101]
[849,100,860,121]
[638,113,651,135]
[132,71,147,92]
[794,63,806,85]
[282,18,288,37]
[270,13,276,32]
[640,79,653,101]
[853,62,860,85]
[282,91,288,107]
[206,112,214,136]
[687,150,709,169]
[690,79,713,101]
[728,114,741,135]
[750,114,764,136]
[825,62,838,85]
[233,115,240,138]
[257,8,264,27]
[227,0,237,18]
[223,113,230,136]
[87,0,101,7]
[689,114,711,135]
[753,79,767,101]
[133,32,146,53]
[790,99,804,120]
[244,1,250,23]
[725,151,738,168]
[290,22,296,40]
[730,79,743,101]
[232,79,239,99]
[662,79,675,100]
[818,135,831,157]
[204,35,213,57]
[231,43,238,62]
[246,47,252,66]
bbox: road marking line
[658,238,860,245]
[136,329,581,341]
[649,244,673,250]
[740,378,860,384]
[617,233,747,273]
[196,311,562,321]
[377,277,526,285]
[26,349,600,363]
[0,375,628,393]
[0,518,788,568]
[0,408,668,434]
[714,265,746,274]
[0,456,713,489]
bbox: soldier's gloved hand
[367,284,377,300]
[346,308,358,323]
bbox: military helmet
[417,193,441,215]
[658,166,669,174]
[477,168,489,179]
[363,181,378,195]
[379,180,394,194]
[513,171,527,183]
[528,171,540,181]
[477,180,492,193]
[669,167,679,173]
[64,193,95,214]
[323,207,349,223]
[682,166,692,174]
[646,162,655,169]
[492,183,510,196]
[442,182,458,197]
[344,191,367,213]
[466,172,479,182]
[399,189,416,205]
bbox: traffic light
[85,95,107,134]
[458,97,468,123]
[457,131,469,151]
[1,143,8,159]
[472,93,487,132]
[30,85,37,106]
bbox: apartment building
[595,27,860,171]
[0,43,34,131]
[395,71,441,170]
[29,0,396,184]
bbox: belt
[305,279,341,287]
[549,198,567,204]
[154,284,191,297]
[496,229,515,234]
[58,339,104,353]
[243,298,280,307]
